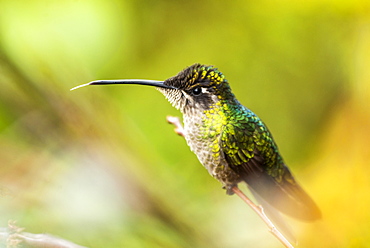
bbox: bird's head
[71,63,236,114]
[159,64,236,113]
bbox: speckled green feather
[160,64,321,221]
[75,63,321,242]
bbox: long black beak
[70,79,176,91]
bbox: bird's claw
[223,185,236,195]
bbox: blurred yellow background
[0,1,369,247]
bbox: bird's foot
[167,116,185,137]
[223,185,236,195]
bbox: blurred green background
[0,0,369,247]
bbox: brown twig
[166,116,185,136]
[231,187,294,248]
[166,115,294,248]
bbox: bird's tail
[249,187,297,245]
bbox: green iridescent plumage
[73,63,321,242]
[161,64,320,221]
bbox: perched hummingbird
[72,64,321,238]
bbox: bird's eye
[192,87,202,96]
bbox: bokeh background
[0,1,369,247]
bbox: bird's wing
[220,119,321,221]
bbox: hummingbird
[71,63,321,240]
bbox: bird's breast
[183,111,222,175]
[182,107,239,186]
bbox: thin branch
[166,115,294,248]
[166,116,185,136]
[3,220,87,248]
[231,186,294,248]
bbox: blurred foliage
[0,0,369,247]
